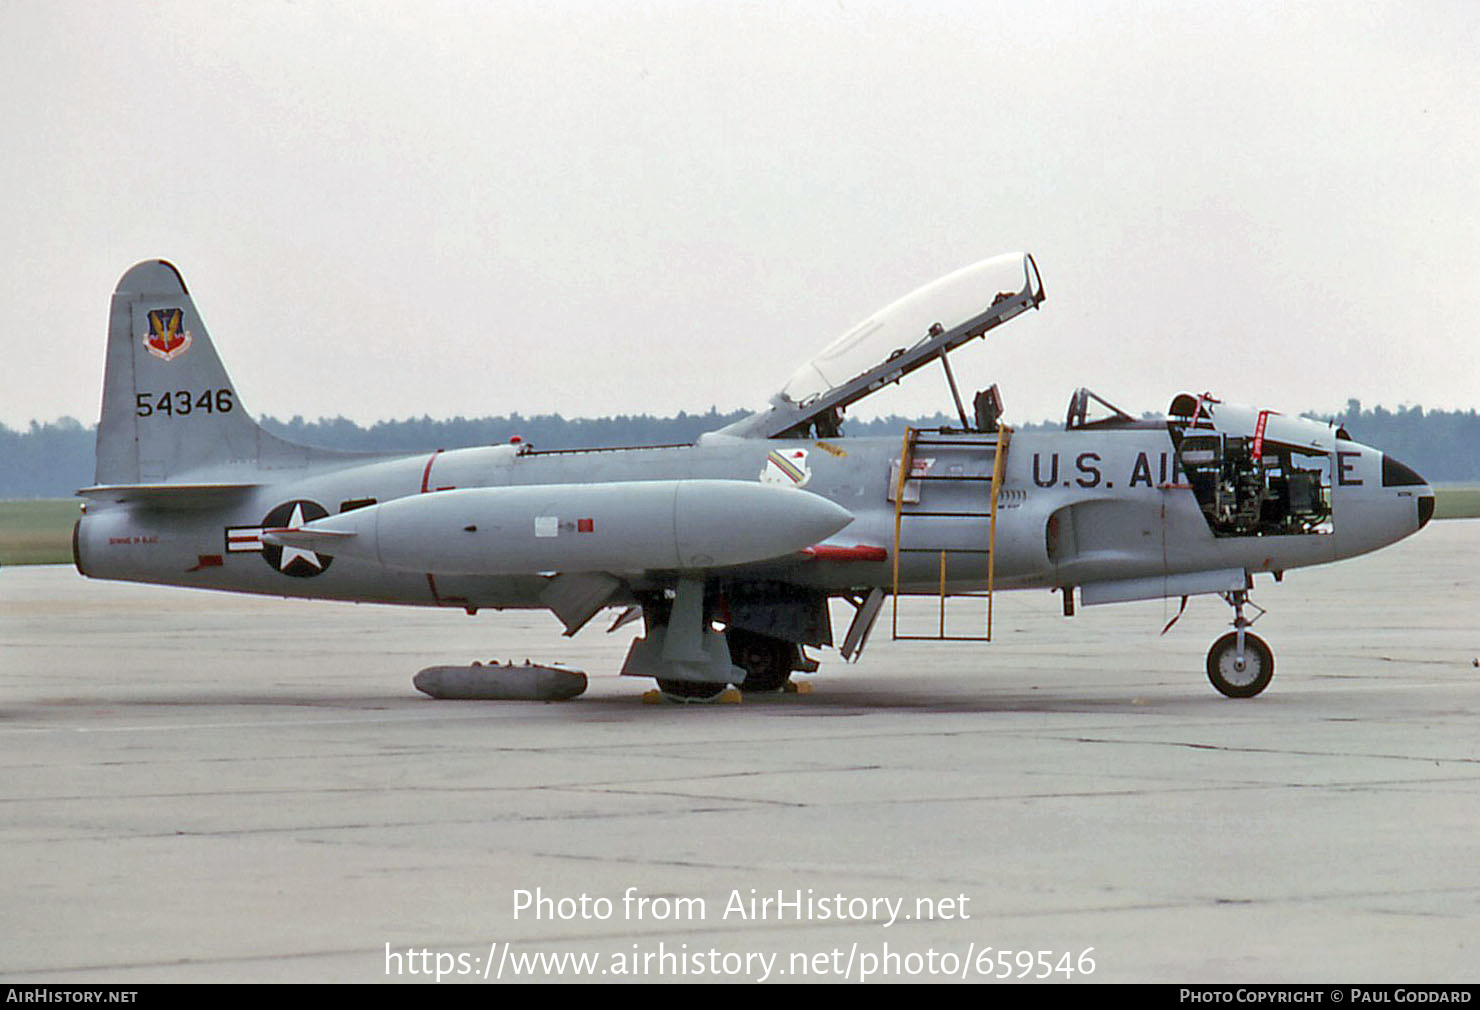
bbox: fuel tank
[263,479,855,575]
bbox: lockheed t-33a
[73,253,1434,700]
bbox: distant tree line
[256,409,962,453]
[260,408,760,453]
[3,402,1476,498]
[1311,400,1480,484]
[0,418,95,499]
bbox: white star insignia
[278,502,323,573]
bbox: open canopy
[720,252,1044,439]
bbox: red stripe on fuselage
[420,449,444,494]
[801,545,888,562]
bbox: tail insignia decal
[142,308,193,361]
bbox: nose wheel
[1206,590,1274,698]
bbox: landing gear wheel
[1206,631,1274,698]
[727,629,793,693]
[655,679,727,700]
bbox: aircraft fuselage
[73,254,1435,698]
[75,424,1428,610]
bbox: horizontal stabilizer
[77,482,260,508]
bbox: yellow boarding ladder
[890,424,1013,641]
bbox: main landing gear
[727,628,799,694]
[1205,590,1273,698]
[656,630,803,699]
[624,579,815,702]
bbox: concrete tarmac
[1,521,1477,983]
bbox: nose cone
[1381,454,1435,530]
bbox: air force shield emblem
[142,308,193,361]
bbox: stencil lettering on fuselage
[1031,451,1181,490]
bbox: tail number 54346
[135,389,234,418]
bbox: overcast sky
[2,1,1476,432]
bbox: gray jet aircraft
[73,253,1434,699]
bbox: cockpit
[1061,388,1164,431]
[720,253,1044,440]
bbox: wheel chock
[643,686,744,704]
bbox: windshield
[778,252,1040,407]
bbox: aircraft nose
[1381,454,1435,529]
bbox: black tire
[727,629,794,693]
[655,679,727,700]
[1206,631,1274,698]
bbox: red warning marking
[420,449,445,494]
[577,518,594,533]
[1252,410,1272,462]
[801,544,887,562]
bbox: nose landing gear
[1206,590,1273,698]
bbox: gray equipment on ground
[413,662,588,700]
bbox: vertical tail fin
[94,260,350,486]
